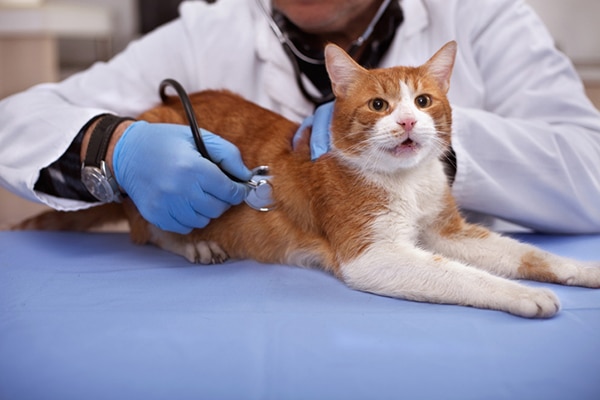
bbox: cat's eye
[415,94,432,108]
[368,98,389,112]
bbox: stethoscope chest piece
[245,166,275,212]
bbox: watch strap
[84,114,134,167]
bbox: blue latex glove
[113,121,252,234]
[293,101,334,160]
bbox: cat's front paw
[508,287,560,319]
[181,240,229,264]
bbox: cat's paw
[508,287,560,319]
[148,224,229,264]
[182,240,229,264]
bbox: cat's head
[325,41,456,174]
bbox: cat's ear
[423,41,457,93]
[325,44,366,97]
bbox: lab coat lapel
[252,1,319,121]
[251,8,311,120]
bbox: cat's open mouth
[388,138,420,156]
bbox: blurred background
[1,0,599,227]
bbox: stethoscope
[159,79,275,212]
[255,0,393,106]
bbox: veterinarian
[1,0,599,233]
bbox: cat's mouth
[387,138,420,156]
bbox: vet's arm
[449,1,600,234]
[81,119,251,233]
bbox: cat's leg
[123,199,227,263]
[137,222,228,264]
[340,244,560,318]
[420,221,600,288]
[148,225,228,264]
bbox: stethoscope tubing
[159,78,244,183]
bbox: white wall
[50,0,138,50]
[47,0,139,65]
[526,0,600,64]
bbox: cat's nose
[397,118,416,131]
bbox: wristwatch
[81,115,131,203]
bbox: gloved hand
[113,121,252,234]
[293,101,334,160]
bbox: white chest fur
[367,157,448,243]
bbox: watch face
[81,166,114,202]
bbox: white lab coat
[1,0,599,232]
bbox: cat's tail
[10,203,127,232]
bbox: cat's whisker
[440,150,457,169]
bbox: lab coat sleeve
[450,0,600,233]
[0,15,200,210]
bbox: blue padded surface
[1,231,599,400]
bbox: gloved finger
[200,130,253,182]
[293,114,314,149]
[188,188,232,220]
[157,221,193,235]
[197,159,251,205]
[170,203,212,231]
[151,208,196,234]
[310,101,335,160]
[158,196,213,233]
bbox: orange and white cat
[16,41,600,318]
